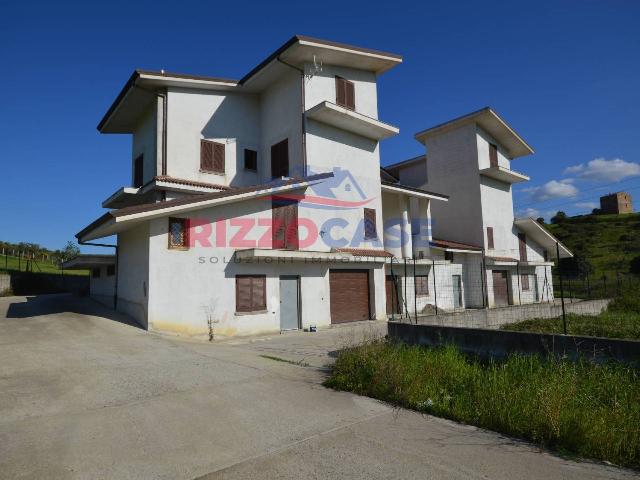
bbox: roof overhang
[98,70,238,133]
[77,174,333,243]
[514,217,573,258]
[381,181,448,201]
[480,166,530,184]
[415,107,534,159]
[62,254,115,270]
[384,155,425,172]
[305,101,398,140]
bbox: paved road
[0,294,636,479]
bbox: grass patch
[503,294,640,340]
[325,340,640,468]
[259,354,310,367]
[0,255,88,276]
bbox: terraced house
[71,36,571,337]
[386,107,572,309]
[72,35,451,337]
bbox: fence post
[413,257,417,324]
[403,258,408,321]
[616,272,621,297]
[568,277,573,304]
[556,242,567,335]
[432,258,438,315]
[482,253,489,308]
[390,258,395,322]
[602,275,607,296]
[479,262,486,308]
[516,263,522,305]
[586,272,591,299]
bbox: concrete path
[0,294,636,480]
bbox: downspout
[79,240,118,309]
[276,57,307,177]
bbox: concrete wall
[304,63,378,118]
[117,223,149,328]
[132,105,157,185]
[89,266,116,307]
[422,124,484,247]
[166,87,261,187]
[259,69,302,181]
[144,197,387,339]
[388,315,638,366]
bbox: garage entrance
[329,269,371,324]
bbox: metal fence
[387,244,637,331]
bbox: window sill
[168,246,189,251]
[200,169,225,175]
[235,309,269,316]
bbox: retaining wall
[388,321,640,367]
[402,299,611,329]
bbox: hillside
[546,212,640,278]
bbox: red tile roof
[153,176,231,190]
[335,248,393,258]
[430,238,483,251]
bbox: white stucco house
[72,35,452,338]
[385,107,572,309]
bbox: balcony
[305,101,398,140]
[479,165,530,184]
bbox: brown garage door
[330,269,370,324]
[492,270,510,307]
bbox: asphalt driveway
[0,294,635,479]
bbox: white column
[400,195,412,258]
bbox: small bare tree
[201,300,221,342]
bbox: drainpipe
[79,240,118,309]
[276,57,308,177]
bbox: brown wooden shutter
[252,276,266,310]
[213,142,225,173]
[487,227,494,249]
[415,275,429,295]
[489,144,498,168]
[200,140,213,171]
[271,139,288,178]
[364,208,376,239]
[345,80,355,110]
[134,155,144,187]
[284,202,298,250]
[236,276,253,312]
[335,76,346,107]
[518,233,528,261]
[272,200,285,249]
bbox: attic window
[244,149,257,171]
[364,208,377,239]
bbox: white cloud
[574,202,598,210]
[526,180,578,202]
[517,207,540,218]
[563,158,640,182]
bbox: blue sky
[1,0,639,251]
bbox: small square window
[244,149,257,171]
[444,251,454,262]
[168,217,189,249]
[415,275,429,296]
[364,208,377,240]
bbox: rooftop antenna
[306,55,323,80]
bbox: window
[271,139,289,178]
[272,199,298,250]
[489,143,498,168]
[364,208,377,240]
[107,265,115,276]
[244,148,257,171]
[236,275,266,312]
[415,275,429,296]
[92,268,101,278]
[518,233,528,262]
[133,154,144,187]
[521,274,530,291]
[168,217,189,249]
[487,227,494,249]
[444,251,454,262]
[201,140,225,173]
[335,76,355,110]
